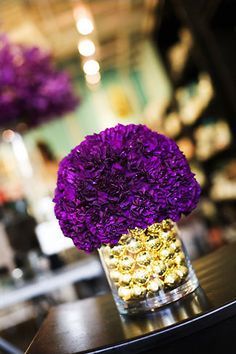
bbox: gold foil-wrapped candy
[164,271,180,288]
[119,273,132,286]
[174,252,186,265]
[169,241,178,252]
[152,260,166,275]
[119,256,135,272]
[101,219,190,302]
[168,240,182,257]
[129,227,145,241]
[126,238,143,254]
[147,279,162,293]
[110,270,121,283]
[131,285,146,299]
[110,245,124,257]
[136,251,151,266]
[160,230,176,242]
[118,286,132,301]
[108,256,119,269]
[176,266,188,278]
[133,269,149,285]
[146,223,161,236]
[174,238,182,250]
[162,219,173,231]
[119,233,129,243]
[159,247,171,259]
[146,238,162,251]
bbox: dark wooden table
[26,243,236,354]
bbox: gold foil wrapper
[103,219,189,302]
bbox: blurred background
[0,0,236,352]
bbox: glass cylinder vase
[99,219,199,315]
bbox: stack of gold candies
[102,220,189,302]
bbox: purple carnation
[54,124,201,252]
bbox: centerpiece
[54,124,201,315]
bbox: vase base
[114,268,199,315]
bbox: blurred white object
[33,196,55,222]
[11,133,33,178]
[35,219,73,256]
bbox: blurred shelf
[200,144,236,165]
[153,0,236,228]
[168,50,202,89]
[0,256,102,310]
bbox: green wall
[24,40,172,159]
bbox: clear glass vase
[99,219,199,315]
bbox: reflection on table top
[120,286,209,337]
[26,242,236,354]
[0,256,103,310]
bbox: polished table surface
[26,243,236,354]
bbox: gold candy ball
[169,242,177,252]
[133,268,149,284]
[176,266,188,278]
[119,233,130,245]
[161,219,173,231]
[175,239,182,250]
[136,251,151,266]
[110,270,121,283]
[126,238,143,254]
[165,257,176,268]
[147,279,162,293]
[119,273,132,286]
[110,245,124,257]
[146,238,162,251]
[145,264,153,274]
[118,286,132,301]
[174,252,186,265]
[164,272,179,288]
[152,260,166,275]
[159,247,171,259]
[147,223,161,235]
[131,227,146,238]
[168,240,182,256]
[119,255,135,272]
[108,256,119,269]
[160,230,176,242]
[131,285,146,299]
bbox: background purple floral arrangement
[54,124,201,252]
[0,35,79,129]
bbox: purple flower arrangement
[54,124,201,252]
[0,35,79,129]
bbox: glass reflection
[120,287,211,338]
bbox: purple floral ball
[54,124,201,252]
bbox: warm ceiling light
[2,129,15,142]
[85,72,101,85]
[83,59,100,75]
[76,18,94,35]
[78,39,95,57]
